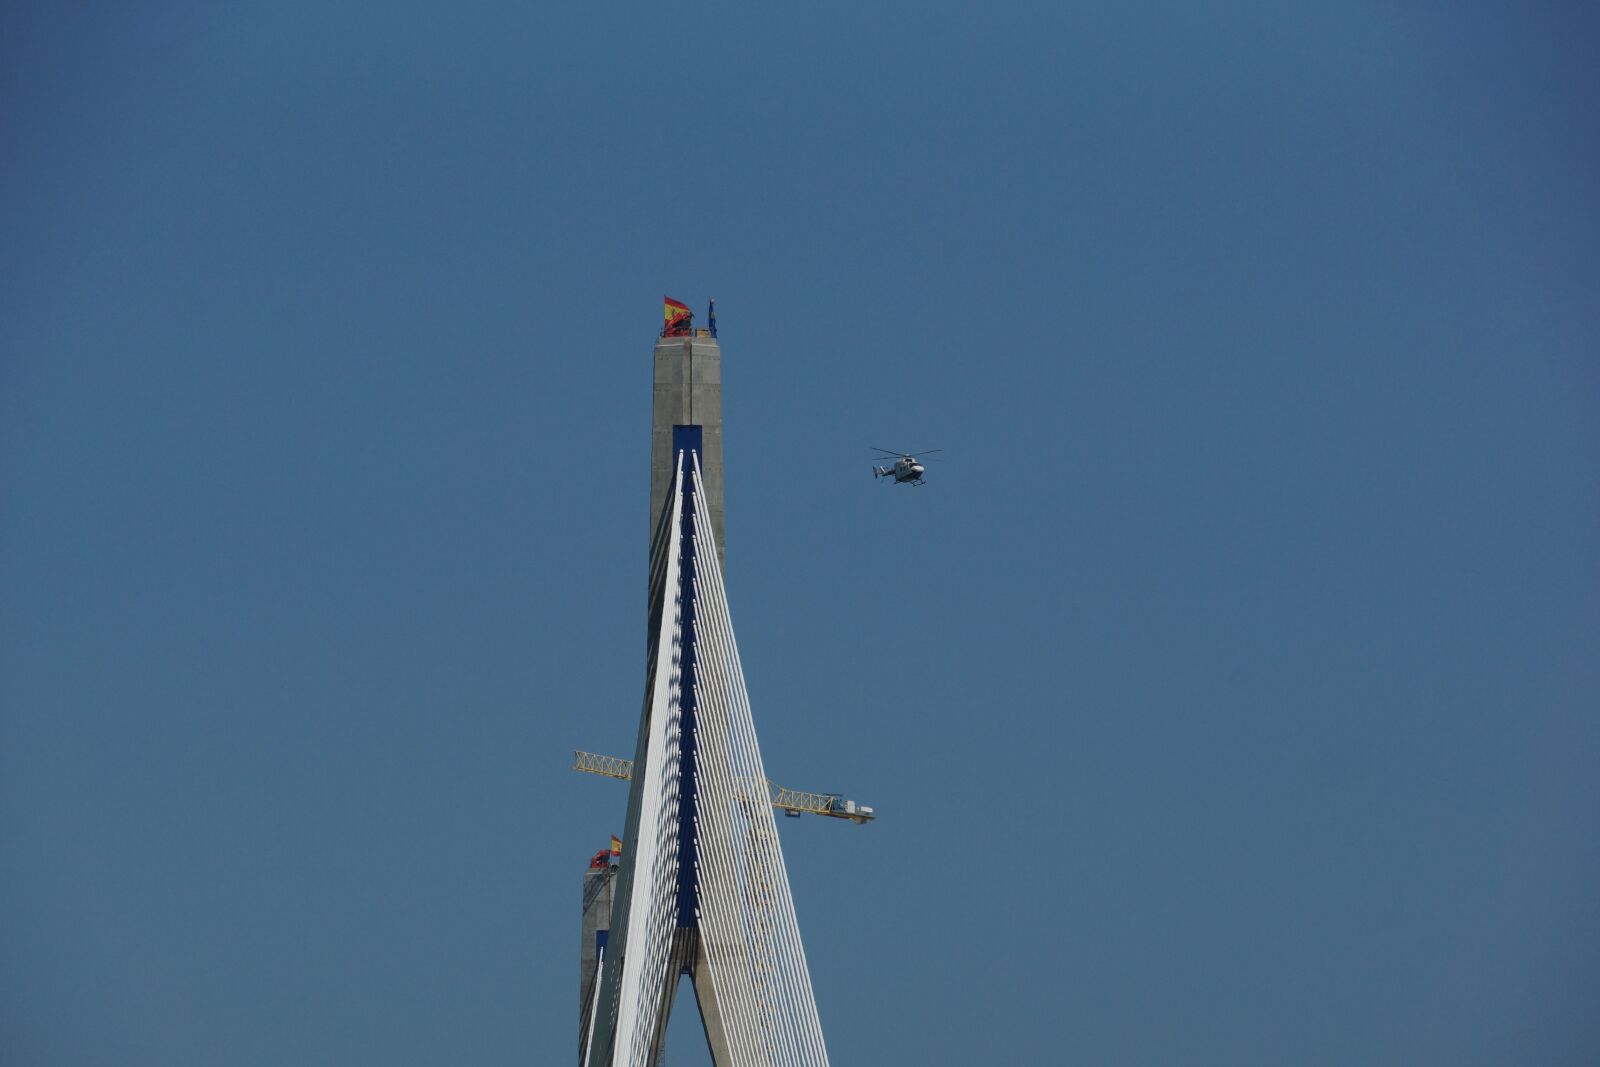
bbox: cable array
[684,453,830,1066]
[586,452,830,1066]
[592,458,686,1067]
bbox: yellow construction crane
[573,750,876,824]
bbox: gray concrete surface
[650,331,724,571]
[579,863,617,1053]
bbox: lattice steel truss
[574,751,875,824]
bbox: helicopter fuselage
[873,458,925,485]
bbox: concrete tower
[578,855,617,1052]
[580,302,739,1065]
[579,301,838,1066]
[650,326,724,569]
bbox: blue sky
[2,3,1596,1064]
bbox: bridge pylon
[578,305,830,1066]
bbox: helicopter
[871,447,942,486]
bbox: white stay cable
[687,454,831,1067]
[609,453,687,1067]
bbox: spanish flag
[663,296,692,336]
[610,835,623,856]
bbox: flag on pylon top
[610,835,623,855]
[663,296,692,336]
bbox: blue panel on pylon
[673,425,703,931]
[672,424,702,463]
